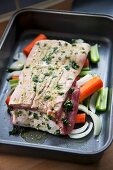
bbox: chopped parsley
[44,95,51,101]
[70,61,79,70]
[47,115,53,120]
[33,86,36,92]
[34,113,39,119]
[16,111,22,116]
[65,42,68,46]
[71,39,76,44]
[26,66,30,69]
[65,65,70,71]
[48,67,54,70]
[44,71,52,76]
[58,57,62,60]
[9,126,27,136]
[47,124,51,130]
[28,111,32,116]
[52,75,57,79]
[42,56,52,64]
[82,51,86,54]
[56,84,63,90]
[62,118,69,126]
[59,42,62,46]
[68,77,73,80]
[63,99,73,113]
[69,88,74,94]
[36,124,40,129]
[58,92,64,95]
[39,90,42,94]
[32,76,39,82]
[53,47,58,53]
[42,47,58,64]
[54,129,60,135]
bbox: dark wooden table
[0,143,113,170]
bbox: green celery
[96,87,108,112]
[10,83,18,89]
[90,44,100,64]
[9,79,19,85]
[79,70,90,77]
[82,67,90,71]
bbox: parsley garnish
[44,95,51,101]
[9,126,27,136]
[63,100,73,113]
[56,84,62,90]
[34,113,39,119]
[70,61,79,70]
[69,88,74,94]
[54,130,60,135]
[47,124,51,130]
[65,65,70,71]
[47,115,53,120]
[32,76,38,82]
[44,71,52,76]
[58,92,64,95]
[33,86,36,92]
[62,118,69,126]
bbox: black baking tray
[0,8,113,164]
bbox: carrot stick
[83,58,89,67]
[12,75,19,80]
[75,113,86,124]
[5,96,11,105]
[79,76,103,102]
[23,34,47,56]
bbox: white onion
[89,92,98,113]
[70,122,89,134]
[75,39,84,43]
[7,71,21,80]
[78,104,102,136]
[76,74,93,87]
[69,122,93,139]
[13,52,26,63]
[9,61,24,71]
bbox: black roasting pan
[0,8,113,163]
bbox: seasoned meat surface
[9,40,90,135]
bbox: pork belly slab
[9,40,90,135]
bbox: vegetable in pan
[96,88,108,112]
[23,34,47,56]
[90,44,100,64]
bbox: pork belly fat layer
[11,110,61,135]
[9,40,90,116]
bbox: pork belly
[9,40,90,135]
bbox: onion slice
[13,52,26,63]
[89,92,98,113]
[76,74,93,87]
[70,122,89,134]
[9,61,24,71]
[69,122,93,139]
[78,104,102,136]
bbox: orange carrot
[12,75,19,80]
[23,34,47,56]
[75,113,86,123]
[5,96,11,105]
[79,76,103,102]
[83,58,89,67]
